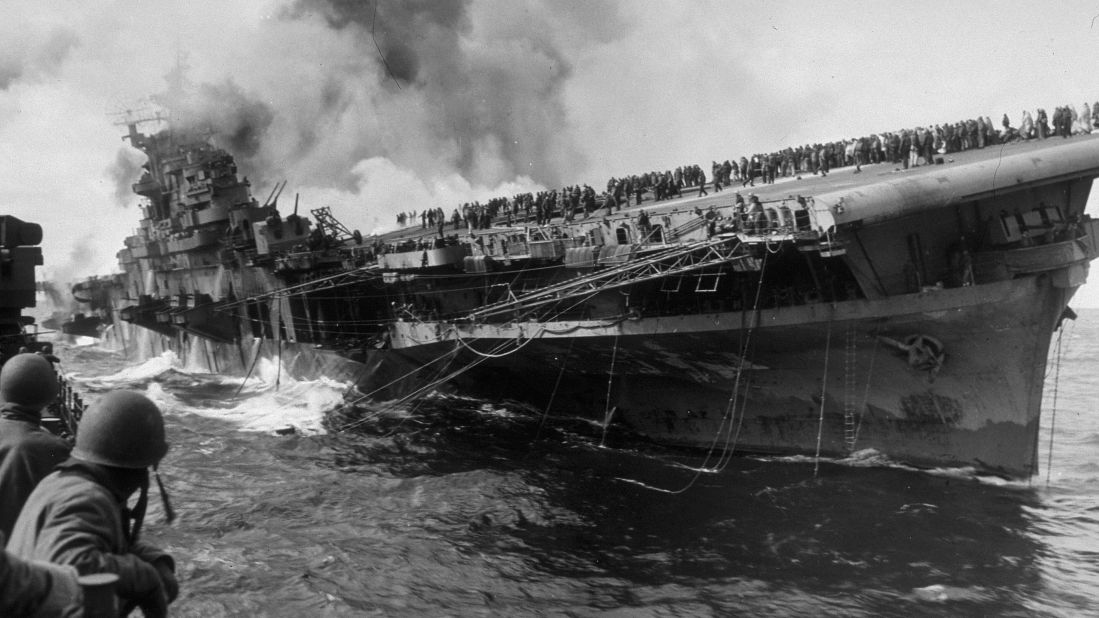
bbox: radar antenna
[107,100,168,144]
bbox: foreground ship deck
[77,123,1099,478]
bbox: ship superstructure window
[999,214,1022,242]
[647,225,665,243]
[1025,203,1064,232]
[992,204,1065,245]
[509,234,526,254]
[660,275,683,293]
[695,269,722,292]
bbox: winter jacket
[0,532,81,617]
[0,405,71,538]
[8,460,173,611]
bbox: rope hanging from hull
[1045,324,1066,487]
[712,250,770,474]
[814,311,834,478]
[276,338,282,389]
[340,285,607,422]
[613,251,770,494]
[452,327,545,358]
[533,338,576,443]
[344,345,459,407]
[235,338,264,397]
[599,334,620,447]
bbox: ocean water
[51,310,1099,617]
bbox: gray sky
[4,0,1099,304]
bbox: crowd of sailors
[391,102,1099,235]
[374,101,1099,264]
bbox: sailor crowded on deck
[382,98,1097,235]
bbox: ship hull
[92,268,1074,478]
[380,273,1076,477]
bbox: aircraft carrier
[72,117,1099,478]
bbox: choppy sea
[50,309,1099,617]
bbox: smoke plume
[0,26,78,90]
[146,0,628,214]
[106,147,145,206]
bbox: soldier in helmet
[9,390,178,617]
[0,353,70,539]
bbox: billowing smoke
[287,0,470,85]
[0,60,20,90]
[142,0,628,220]
[0,26,78,90]
[106,147,145,205]
[44,235,96,294]
[282,0,583,188]
[1,1,632,280]
[151,76,275,185]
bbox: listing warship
[71,114,1099,478]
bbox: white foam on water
[66,349,349,435]
[924,466,1028,488]
[68,336,100,347]
[761,451,1026,487]
[71,350,182,388]
[213,364,348,435]
[174,355,349,435]
[911,584,988,603]
[838,448,891,466]
[912,584,949,602]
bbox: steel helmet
[0,353,57,409]
[72,390,168,469]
